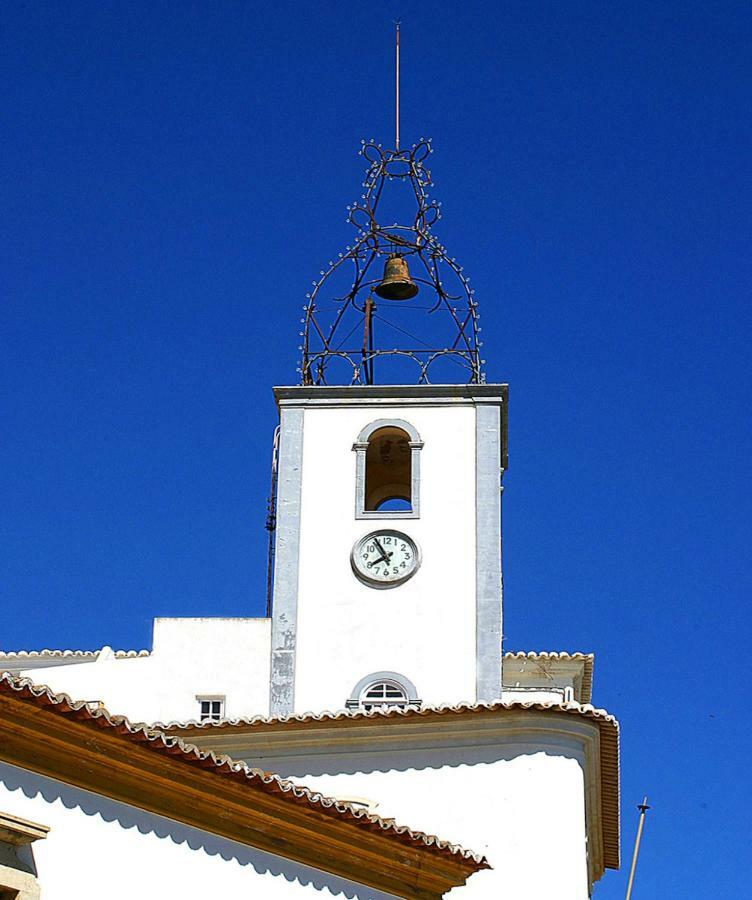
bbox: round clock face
[351,529,420,588]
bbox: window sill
[355,510,420,520]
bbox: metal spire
[395,21,401,150]
[297,27,485,387]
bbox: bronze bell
[374,254,419,301]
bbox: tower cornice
[274,383,508,405]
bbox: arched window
[353,419,423,519]
[346,672,421,711]
[365,425,411,510]
[360,680,408,710]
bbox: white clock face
[351,530,420,588]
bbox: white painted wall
[501,687,571,703]
[0,762,401,900]
[233,731,592,899]
[16,618,271,723]
[295,404,477,713]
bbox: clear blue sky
[2,2,750,895]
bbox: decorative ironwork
[299,139,485,385]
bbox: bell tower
[268,130,507,717]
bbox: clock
[351,529,421,588]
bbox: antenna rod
[395,21,400,150]
[625,796,651,900]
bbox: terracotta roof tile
[0,648,149,661]
[0,672,487,869]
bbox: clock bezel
[350,528,421,590]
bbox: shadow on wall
[248,736,586,779]
[0,762,397,900]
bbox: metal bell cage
[299,139,485,386]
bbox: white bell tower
[268,138,507,717]
[269,384,507,716]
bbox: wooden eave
[0,682,486,900]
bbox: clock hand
[373,537,393,567]
[373,538,392,563]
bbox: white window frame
[352,419,423,520]
[359,680,408,709]
[346,671,421,710]
[196,695,225,723]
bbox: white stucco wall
[231,725,593,899]
[0,762,401,900]
[294,404,478,713]
[301,756,588,899]
[16,618,271,723]
[501,687,571,704]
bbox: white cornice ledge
[274,384,508,408]
[0,812,50,845]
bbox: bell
[374,254,419,301]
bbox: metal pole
[264,426,280,617]
[362,294,375,385]
[625,796,651,900]
[395,22,400,150]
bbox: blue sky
[2,2,751,895]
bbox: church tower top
[299,28,485,387]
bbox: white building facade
[2,380,620,897]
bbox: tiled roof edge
[156,697,615,732]
[503,650,594,660]
[0,672,487,868]
[0,649,150,660]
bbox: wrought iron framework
[299,139,484,385]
